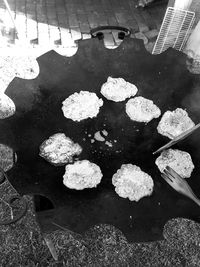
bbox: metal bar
[153,7,195,54]
[160,8,176,53]
[173,12,187,49]
[152,7,172,54]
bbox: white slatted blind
[152,7,195,54]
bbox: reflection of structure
[152,7,195,54]
[153,0,200,72]
[152,0,197,54]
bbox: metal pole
[3,0,22,41]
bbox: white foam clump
[157,108,195,139]
[126,96,161,123]
[39,133,82,165]
[0,93,15,119]
[62,91,103,121]
[155,149,194,178]
[63,160,103,190]
[112,164,154,201]
[101,77,138,102]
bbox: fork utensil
[153,123,200,155]
[161,166,200,207]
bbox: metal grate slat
[152,7,195,54]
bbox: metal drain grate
[152,7,195,54]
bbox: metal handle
[90,26,132,40]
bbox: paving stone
[147,7,162,30]
[140,9,157,30]
[68,13,79,28]
[110,0,128,11]
[92,5,105,14]
[75,4,85,15]
[105,12,118,26]
[97,12,109,26]
[57,13,69,28]
[128,1,149,32]
[38,22,49,45]
[87,12,99,28]
[46,6,57,20]
[60,27,74,46]
[115,12,130,25]
[46,0,55,6]
[126,19,139,32]
[144,29,159,40]
[79,22,90,34]
[65,3,78,14]
[49,25,61,44]
[82,33,91,40]
[55,0,65,6]
[134,31,148,45]
[26,0,35,3]
[56,6,67,15]
[26,18,38,43]
[16,0,26,12]
[36,5,47,17]
[154,5,166,24]
[15,13,27,40]
[26,3,36,14]
[71,27,82,41]
[75,0,84,5]
[37,14,48,24]
[77,13,90,32]
[48,19,59,26]
[101,0,113,11]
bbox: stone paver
[0,0,166,48]
[77,13,90,33]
